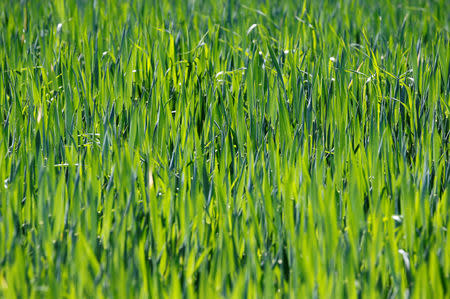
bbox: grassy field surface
[0,0,449,297]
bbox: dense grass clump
[0,0,449,297]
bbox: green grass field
[0,0,449,297]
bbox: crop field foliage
[0,0,449,298]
